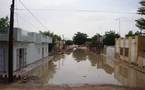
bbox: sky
[0,0,141,39]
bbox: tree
[125,31,134,37]
[137,0,145,14]
[39,31,61,41]
[39,31,62,50]
[39,31,51,36]
[73,32,88,45]
[134,31,140,35]
[125,31,141,37]
[0,16,9,32]
[103,31,120,46]
[136,0,145,33]
[65,40,73,45]
[90,33,102,47]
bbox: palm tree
[136,0,145,35]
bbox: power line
[15,0,19,27]
[16,8,137,15]
[18,0,50,31]
[15,0,41,30]
[15,12,19,27]
[15,10,41,30]
[15,12,39,30]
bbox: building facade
[115,36,145,68]
[0,28,52,73]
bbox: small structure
[96,36,104,49]
[55,40,65,51]
[115,36,145,68]
[0,28,52,73]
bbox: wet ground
[20,48,145,89]
[1,84,145,90]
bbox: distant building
[115,36,145,68]
[96,36,104,48]
[0,28,52,73]
[56,40,65,51]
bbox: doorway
[42,48,44,58]
[0,48,6,72]
[16,48,27,70]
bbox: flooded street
[29,49,145,88]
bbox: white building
[0,28,52,73]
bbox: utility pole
[118,18,121,35]
[115,18,121,35]
[8,0,15,82]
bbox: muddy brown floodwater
[22,48,145,89]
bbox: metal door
[0,48,5,72]
[16,48,26,70]
[42,48,44,58]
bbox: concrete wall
[0,34,8,41]
[0,42,8,73]
[116,37,136,62]
[137,36,145,66]
[105,46,115,68]
[0,28,52,44]
[115,39,120,55]
[130,39,137,63]
[13,43,49,71]
[106,46,115,60]
[115,36,145,67]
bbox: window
[125,48,129,57]
[120,48,123,56]
[45,48,47,53]
[42,48,44,58]
[142,50,145,57]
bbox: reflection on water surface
[30,49,145,87]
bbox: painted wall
[115,36,145,67]
[116,37,136,62]
[106,46,115,60]
[13,43,49,71]
[0,28,52,72]
[137,36,145,66]
[0,42,8,73]
[0,28,52,43]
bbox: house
[55,40,65,51]
[115,36,145,68]
[0,28,52,73]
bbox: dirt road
[0,84,144,90]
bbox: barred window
[120,48,123,56]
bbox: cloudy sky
[0,0,141,39]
